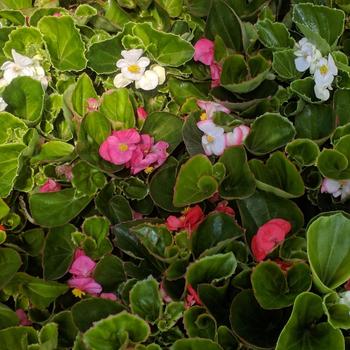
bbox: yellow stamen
[144,166,154,174]
[200,112,208,121]
[182,207,190,214]
[207,135,215,143]
[118,143,129,152]
[128,64,141,73]
[72,288,86,298]
[319,65,329,75]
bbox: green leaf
[0,0,31,9]
[131,22,194,66]
[83,312,150,350]
[100,89,135,129]
[141,112,183,153]
[38,15,87,71]
[307,213,350,292]
[0,198,9,220]
[182,112,206,157]
[71,73,98,117]
[0,303,19,330]
[186,252,237,287]
[93,255,126,291]
[249,151,305,198]
[31,141,74,163]
[244,113,296,156]
[86,35,123,74]
[191,212,243,258]
[3,76,44,126]
[221,54,270,94]
[0,112,27,145]
[0,248,21,289]
[205,0,243,52]
[252,261,312,309]
[105,0,131,28]
[39,323,58,350]
[276,292,345,350]
[273,49,303,80]
[286,139,320,166]
[218,146,256,199]
[237,190,304,242]
[0,327,37,350]
[173,155,218,207]
[290,77,320,103]
[184,306,217,340]
[29,188,93,228]
[43,224,75,280]
[323,292,350,330]
[334,89,350,126]
[171,338,223,350]
[256,19,294,49]
[130,276,162,323]
[158,0,183,17]
[72,298,126,332]
[293,3,345,54]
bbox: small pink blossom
[251,219,292,262]
[185,284,202,308]
[132,211,143,220]
[87,98,100,112]
[69,255,96,277]
[197,100,230,120]
[320,178,350,201]
[56,164,73,181]
[100,293,117,301]
[99,129,141,165]
[39,179,61,193]
[160,282,172,303]
[194,38,215,66]
[137,107,148,121]
[53,12,62,17]
[215,201,235,217]
[166,205,204,234]
[210,62,222,88]
[225,125,250,147]
[68,276,102,295]
[16,309,32,326]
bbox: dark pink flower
[274,259,293,272]
[210,62,222,88]
[185,284,202,308]
[68,276,102,296]
[194,38,215,66]
[39,179,61,193]
[87,98,100,112]
[100,293,117,301]
[166,215,183,231]
[137,107,148,121]
[215,201,235,217]
[69,255,96,277]
[16,309,32,326]
[251,219,292,262]
[166,205,204,234]
[99,129,141,165]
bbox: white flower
[321,178,350,201]
[339,291,350,313]
[0,97,7,111]
[294,38,322,73]
[0,50,48,89]
[197,120,225,156]
[314,84,330,101]
[135,65,166,91]
[116,49,150,82]
[113,73,133,88]
[314,54,338,88]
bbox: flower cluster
[194,38,222,87]
[0,49,48,89]
[251,218,291,262]
[321,178,350,201]
[99,128,169,174]
[196,100,250,156]
[67,249,116,300]
[294,38,338,101]
[114,49,166,91]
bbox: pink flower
[210,62,222,88]
[166,205,204,234]
[68,276,102,296]
[69,255,96,277]
[16,309,32,326]
[344,280,350,291]
[160,282,172,303]
[225,125,250,147]
[56,164,73,181]
[197,100,230,121]
[274,259,293,272]
[166,216,183,231]
[53,12,62,17]
[214,201,235,217]
[194,38,215,66]
[87,98,100,112]
[185,284,202,308]
[99,129,141,165]
[137,107,148,121]
[100,293,117,301]
[39,179,61,193]
[251,219,292,262]
[132,211,143,220]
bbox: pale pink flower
[197,120,225,156]
[137,107,148,121]
[225,125,250,147]
[194,38,215,66]
[56,164,73,181]
[53,12,62,17]
[99,129,141,165]
[39,179,61,193]
[197,100,230,121]
[321,178,350,201]
[87,98,100,112]
[160,282,172,303]
[100,293,117,301]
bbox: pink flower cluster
[194,38,222,88]
[67,249,116,300]
[39,178,61,193]
[99,129,169,174]
[251,219,291,262]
